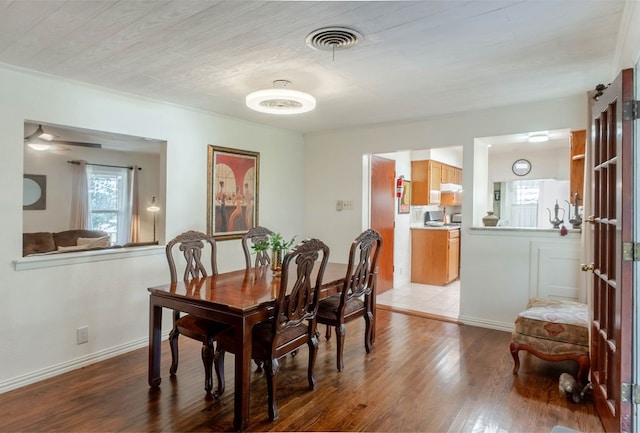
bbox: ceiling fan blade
[51,140,102,149]
[24,124,47,141]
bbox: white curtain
[511,203,538,228]
[69,161,89,229]
[128,166,140,243]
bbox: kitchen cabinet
[570,130,585,202]
[411,160,462,206]
[441,163,462,185]
[410,228,460,286]
[440,191,462,206]
[411,160,442,205]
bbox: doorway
[370,147,462,320]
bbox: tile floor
[376,279,460,323]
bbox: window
[87,165,130,245]
[509,180,539,228]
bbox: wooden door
[370,155,395,294]
[589,68,634,433]
[447,231,460,282]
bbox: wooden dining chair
[316,229,382,371]
[241,226,274,269]
[214,238,330,421]
[165,230,230,398]
[241,226,274,372]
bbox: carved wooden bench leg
[510,340,521,374]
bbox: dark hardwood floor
[0,309,604,432]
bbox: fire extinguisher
[396,176,404,198]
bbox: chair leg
[265,357,280,421]
[213,349,225,397]
[510,340,521,374]
[325,324,332,340]
[336,324,346,372]
[308,333,319,390]
[202,337,214,396]
[364,309,374,353]
[254,360,263,372]
[169,327,179,375]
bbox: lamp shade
[146,196,160,212]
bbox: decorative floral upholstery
[514,298,588,348]
[510,297,590,383]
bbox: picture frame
[398,180,411,214]
[207,145,260,240]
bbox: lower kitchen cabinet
[411,228,460,286]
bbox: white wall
[304,94,589,331]
[0,65,305,392]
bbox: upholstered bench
[510,298,590,384]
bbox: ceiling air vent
[305,26,362,51]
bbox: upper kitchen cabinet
[441,164,462,185]
[411,159,462,205]
[411,160,442,205]
[569,130,585,202]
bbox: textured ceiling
[2,0,625,134]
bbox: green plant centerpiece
[251,232,296,276]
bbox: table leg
[148,298,163,387]
[233,320,253,431]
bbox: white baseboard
[0,332,169,395]
[392,276,411,288]
[457,315,514,333]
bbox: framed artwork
[207,145,260,240]
[398,180,411,214]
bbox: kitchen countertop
[410,224,461,231]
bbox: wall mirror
[23,174,46,210]
[22,120,166,256]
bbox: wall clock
[512,159,531,176]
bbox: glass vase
[270,248,283,276]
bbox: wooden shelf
[570,130,586,201]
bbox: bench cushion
[514,297,588,347]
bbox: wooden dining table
[147,262,348,431]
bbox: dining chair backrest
[339,229,382,310]
[165,230,218,283]
[242,226,274,269]
[271,238,330,348]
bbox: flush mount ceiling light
[246,80,316,115]
[528,133,549,143]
